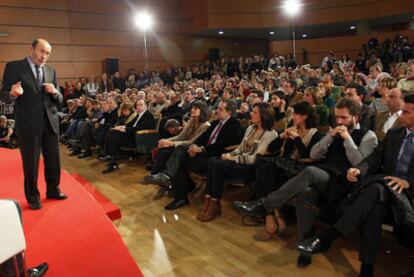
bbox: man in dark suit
[144,99,242,210]
[296,94,414,277]
[102,99,155,173]
[344,83,376,130]
[0,39,67,210]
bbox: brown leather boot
[198,199,221,222]
[196,197,210,220]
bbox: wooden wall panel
[0,6,70,28]
[0,26,72,45]
[0,0,68,10]
[0,45,73,62]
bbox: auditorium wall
[0,0,268,83]
[202,0,414,30]
[269,30,414,65]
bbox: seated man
[164,119,182,138]
[102,99,155,173]
[234,98,378,267]
[296,93,414,277]
[344,82,376,130]
[374,87,404,140]
[156,100,241,210]
[144,100,241,209]
[0,115,14,148]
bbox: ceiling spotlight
[134,11,153,31]
[282,0,302,17]
[350,26,356,30]
[269,31,275,35]
[301,34,307,38]
[218,31,224,35]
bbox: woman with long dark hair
[197,102,278,222]
[145,100,210,181]
[248,101,322,241]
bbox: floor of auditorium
[60,147,414,277]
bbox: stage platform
[0,148,142,276]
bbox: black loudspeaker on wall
[105,58,119,75]
[209,48,220,61]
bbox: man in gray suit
[0,39,67,210]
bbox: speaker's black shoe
[296,253,312,268]
[46,192,68,200]
[28,202,42,210]
[296,235,331,255]
[234,199,266,218]
[102,162,119,174]
[28,262,49,277]
[165,198,189,210]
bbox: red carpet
[0,148,143,277]
[70,173,122,221]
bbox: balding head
[387,88,404,114]
[30,38,52,66]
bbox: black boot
[102,161,119,174]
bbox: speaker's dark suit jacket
[0,58,63,135]
[0,58,63,204]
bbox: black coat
[193,117,241,157]
[351,127,414,245]
[102,107,119,129]
[126,110,156,135]
[0,58,63,135]
[358,127,414,192]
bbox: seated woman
[148,100,210,178]
[197,102,277,222]
[251,101,322,241]
[302,86,330,127]
[103,99,155,173]
[369,76,396,114]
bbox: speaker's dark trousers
[17,112,60,204]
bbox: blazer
[231,125,278,164]
[374,111,403,141]
[358,127,414,192]
[0,58,63,135]
[126,110,156,134]
[194,117,242,157]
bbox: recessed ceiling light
[218,31,224,35]
[269,31,275,35]
[301,34,307,38]
[350,26,356,30]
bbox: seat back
[0,200,26,264]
